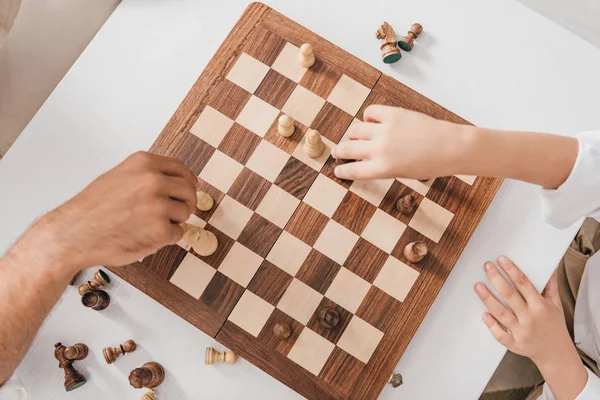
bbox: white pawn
[196,190,214,211]
[304,129,324,158]
[181,223,218,256]
[299,43,315,68]
[278,115,295,137]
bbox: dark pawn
[81,289,110,310]
[318,308,340,329]
[129,362,165,389]
[54,342,87,391]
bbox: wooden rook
[129,362,165,390]
[299,43,315,68]
[404,241,428,263]
[205,347,238,365]
[388,372,403,388]
[81,289,110,310]
[398,23,423,51]
[54,342,88,392]
[278,114,295,137]
[273,322,292,340]
[103,339,137,364]
[304,129,324,158]
[181,223,218,256]
[78,269,110,295]
[196,191,214,211]
[318,308,340,329]
[376,22,401,64]
[396,194,416,215]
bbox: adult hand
[332,105,471,181]
[35,151,199,270]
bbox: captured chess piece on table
[81,289,110,310]
[388,372,403,388]
[54,342,88,392]
[181,222,218,256]
[376,22,401,64]
[103,339,137,364]
[78,269,110,295]
[398,23,423,51]
[205,347,237,365]
[129,362,165,400]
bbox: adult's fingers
[346,120,380,140]
[165,198,193,224]
[484,261,527,315]
[155,155,200,191]
[165,222,185,245]
[363,104,396,123]
[334,160,380,181]
[481,312,514,348]
[332,140,373,161]
[497,256,540,304]
[162,176,197,214]
[475,282,518,328]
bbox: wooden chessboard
[109,3,502,399]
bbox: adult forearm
[457,127,578,189]
[0,214,80,384]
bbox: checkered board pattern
[111,4,503,399]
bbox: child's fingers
[332,140,372,161]
[334,160,379,181]
[363,104,396,123]
[496,256,539,304]
[347,121,379,140]
[475,282,518,328]
[481,312,513,348]
[484,261,527,315]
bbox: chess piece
[273,322,292,340]
[129,362,165,389]
[78,269,110,295]
[54,342,87,391]
[398,23,423,51]
[205,347,238,365]
[142,389,156,400]
[278,114,295,137]
[196,191,214,211]
[404,241,428,263]
[81,289,110,310]
[298,43,315,68]
[376,22,401,64]
[318,308,340,329]
[69,272,79,286]
[388,372,403,388]
[396,194,416,215]
[304,129,324,158]
[103,339,137,364]
[181,223,218,256]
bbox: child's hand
[332,105,472,181]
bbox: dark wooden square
[190,225,235,269]
[311,103,354,144]
[332,191,377,235]
[169,132,216,176]
[200,271,245,317]
[391,226,435,272]
[379,180,424,225]
[299,58,342,99]
[356,91,395,121]
[243,26,286,66]
[258,308,304,356]
[344,238,389,283]
[319,347,365,397]
[218,123,262,164]
[194,178,225,221]
[255,70,297,109]
[296,249,341,294]
[321,156,353,190]
[306,297,351,344]
[355,285,403,333]
[238,213,282,257]
[426,176,471,214]
[247,260,293,306]
[228,168,271,211]
[206,79,252,120]
[285,202,329,246]
[274,157,319,200]
[264,112,308,154]
[142,245,187,280]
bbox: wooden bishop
[54,342,88,392]
[304,129,324,158]
[181,223,218,256]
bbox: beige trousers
[0,0,21,47]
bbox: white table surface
[1,0,599,399]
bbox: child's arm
[332,105,578,189]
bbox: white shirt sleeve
[541,131,600,229]
[0,375,27,399]
[538,367,600,400]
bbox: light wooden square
[396,178,434,196]
[277,278,323,325]
[169,253,215,299]
[302,174,347,218]
[456,175,477,185]
[291,132,334,171]
[373,256,419,302]
[409,198,454,243]
[336,316,384,364]
[190,106,234,147]
[176,214,207,250]
[208,195,253,240]
[324,267,370,313]
[255,185,300,229]
[198,151,243,193]
[266,231,312,276]
[236,95,280,137]
[228,290,274,337]
[281,85,326,127]
[246,140,290,182]
[287,328,335,375]
[218,242,263,287]
[349,178,394,207]
[314,220,359,265]
[226,53,270,93]
[271,42,307,83]
[361,209,407,253]
[327,75,371,116]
